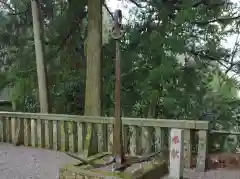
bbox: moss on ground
[60,153,168,179]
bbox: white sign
[169,129,184,179]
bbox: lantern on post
[111,9,125,166]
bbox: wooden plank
[209,130,240,135]
[13,118,24,146]
[195,121,209,130]
[60,121,68,151]
[0,112,209,130]
[77,122,84,152]
[6,117,11,143]
[45,120,53,149]
[123,125,129,153]
[84,123,91,154]
[97,124,105,153]
[102,124,108,152]
[24,119,31,146]
[107,124,113,152]
[154,127,163,152]
[19,118,24,144]
[184,129,192,168]
[37,119,45,148]
[129,126,138,155]
[44,120,50,148]
[168,128,171,149]
[31,119,37,147]
[84,123,98,156]
[141,127,153,154]
[196,130,207,172]
[69,121,77,153]
[52,120,59,150]
[11,117,16,143]
[60,120,66,151]
[0,116,4,142]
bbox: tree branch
[224,34,240,75]
[128,0,142,8]
[0,0,31,16]
[193,15,240,25]
[103,3,114,20]
[189,50,231,69]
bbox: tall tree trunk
[31,0,50,113]
[84,0,102,156]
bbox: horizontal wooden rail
[209,130,240,135]
[0,111,209,130]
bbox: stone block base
[59,153,168,179]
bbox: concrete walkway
[0,143,240,179]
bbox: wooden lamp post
[111,9,124,166]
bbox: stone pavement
[163,168,240,179]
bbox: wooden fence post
[184,129,192,168]
[196,130,207,172]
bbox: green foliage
[0,0,240,137]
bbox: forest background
[0,0,240,151]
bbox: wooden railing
[0,112,209,171]
[208,130,240,153]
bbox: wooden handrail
[209,130,240,135]
[0,111,209,130]
[0,111,210,171]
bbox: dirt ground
[1,143,240,179]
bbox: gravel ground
[0,143,78,179]
[1,143,240,179]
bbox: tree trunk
[147,100,157,118]
[31,0,50,113]
[84,0,102,156]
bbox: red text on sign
[172,135,179,144]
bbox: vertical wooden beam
[141,127,153,154]
[0,116,4,142]
[11,117,16,143]
[112,8,124,162]
[45,120,53,149]
[60,121,68,151]
[24,119,31,146]
[107,124,113,152]
[168,128,172,149]
[52,120,59,150]
[69,121,77,153]
[77,122,84,153]
[97,124,105,152]
[155,127,163,152]
[129,126,138,155]
[123,126,129,153]
[196,130,207,172]
[37,119,45,148]
[13,118,24,145]
[31,119,37,147]
[84,123,91,154]
[184,129,192,168]
[6,117,11,143]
